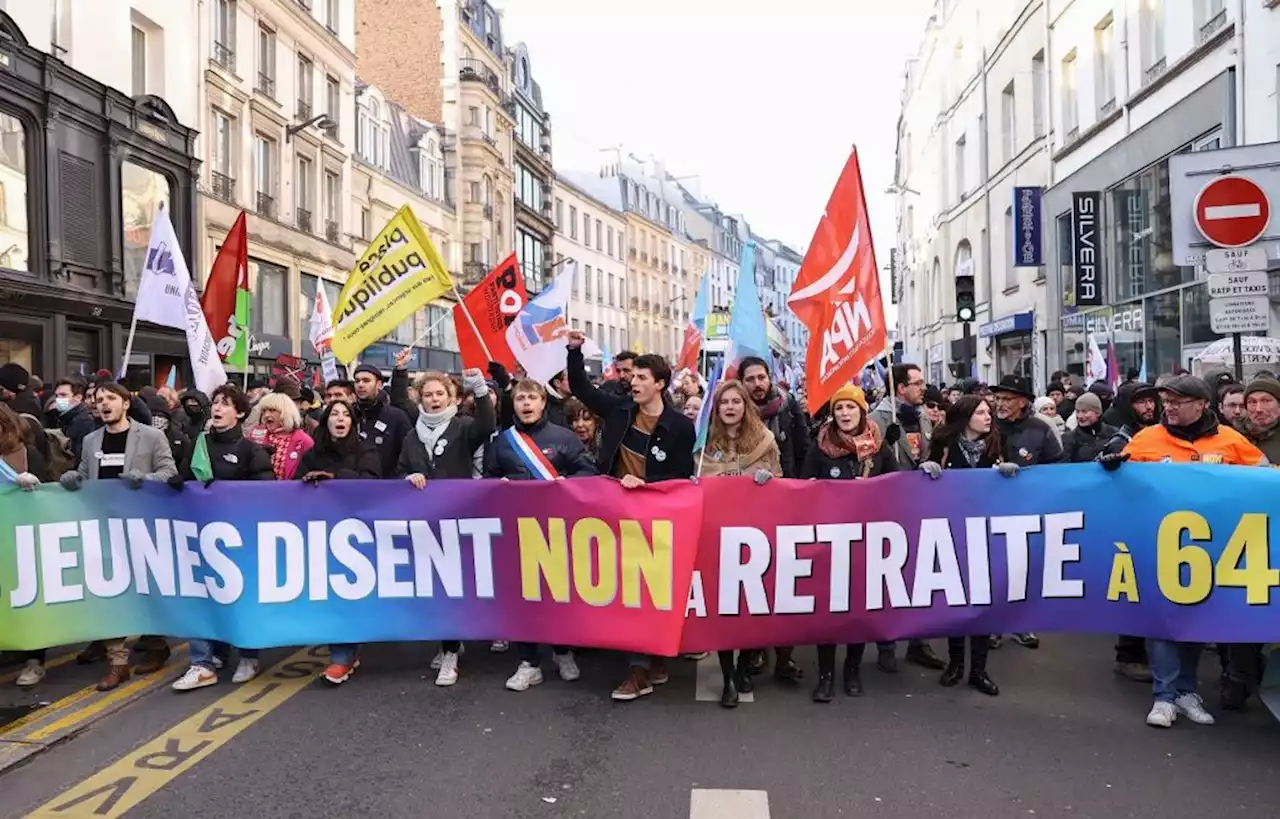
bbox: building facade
[0,6,199,383]
[1042,0,1277,380]
[554,175,627,374]
[350,81,461,373]
[507,41,554,296]
[196,0,358,376]
[768,239,808,364]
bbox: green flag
[225,286,251,370]
[190,433,213,483]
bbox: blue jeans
[1148,639,1202,703]
[189,640,258,671]
[329,643,359,666]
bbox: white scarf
[415,405,458,460]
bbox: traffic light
[955,275,976,323]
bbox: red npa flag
[201,211,249,362]
[787,147,888,415]
[454,253,527,370]
[675,324,701,375]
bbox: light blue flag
[1138,356,1147,384]
[165,366,177,389]
[689,270,710,334]
[726,241,769,365]
[695,358,724,451]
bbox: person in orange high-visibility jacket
[1098,375,1266,732]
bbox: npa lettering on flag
[454,253,526,371]
[787,147,888,415]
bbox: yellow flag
[330,205,453,363]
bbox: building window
[582,212,590,245]
[211,108,234,201]
[1004,206,1015,289]
[1031,50,1046,138]
[296,155,312,210]
[515,163,538,209]
[1110,155,1195,302]
[607,226,614,257]
[250,258,288,337]
[254,134,276,215]
[121,162,172,299]
[212,0,235,70]
[257,25,276,97]
[0,114,29,271]
[1140,0,1165,80]
[584,265,592,298]
[953,135,966,198]
[296,54,314,119]
[568,205,578,239]
[324,0,340,33]
[323,170,339,240]
[517,229,544,294]
[360,206,370,239]
[131,26,147,96]
[597,269,604,303]
[1000,81,1015,163]
[595,219,603,251]
[1061,50,1078,137]
[1095,16,1116,115]
[554,197,563,229]
[608,273,616,306]
[325,75,340,129]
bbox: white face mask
[54,397,73,414]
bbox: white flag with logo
[1086,334,1106,384]
[309,284,340,382]
[131,204,227,396]
[504,262,600,386]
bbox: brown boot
[133,645,171,675]
[97,664,131,691]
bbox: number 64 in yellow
[1157,512,1279,606]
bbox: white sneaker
[505,661,543,691]
[1175,692,1215,725]
[232,658,260,684]
[553,652,580,682]
[435,652,460,686]
[172,665,218,691]
[490,640,510,653]
[15,659,45,688]
[1146,701,1177,728]
[431,643,465,669]
[211,656,224,670]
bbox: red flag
[201,211,249,362]
[454,253,527,370]
[787,148,887,415]
[675,324,701,374]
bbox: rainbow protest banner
[2,465,1279,653]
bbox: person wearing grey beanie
[1062,392,1116,464]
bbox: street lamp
[286,113,338,143]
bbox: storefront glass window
[1144,290,1181,377]
[1056,212,1075,308]
[250,258,288,337]
[0,112,30,272]
[1062,305,1145,382]
[122,162,173,299]
[1110,158,1193,301]
[1181,282,1215,347]
[517,229,544,294]
[996,334,1033,380]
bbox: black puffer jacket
[1102,381,1161,456]
[927,435,1003,470]
[754,389,810,478]
[55,402,96,462]
[997,406,1065,466]
[567,347,695,482]
[354,394,412,478]
[178,388,211,437]
[296,438,381,479]
[1062,420,1117,463]
[484,416,597,479]
[800,428,897,480]
[186,425,274,481]
[146,396,194,476]
[397,395,496,479]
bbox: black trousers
[1115,634,1148,665]
[1221,643,1264,687]
[816,643,871,674]
[946,636,989,673]
[516,643,570,664]
[441,640,461,654]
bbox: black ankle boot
[734,666,754,695]
[774,650,803,684]
[842,663,863,696]
[720,678,739,708]
[969,670,999,696]
[940,661,965,687]
[812,673,834,703]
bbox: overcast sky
[499,0,929,298]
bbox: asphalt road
[2,635,1279,819]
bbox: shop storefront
[979,311,1034,381]
[1044,71,1235,380]
[0,12,198,385]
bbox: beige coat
[697,431,783,478]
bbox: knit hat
[1073,392,1103,414]
[352,364,384,381]
[923,384,944,406]
[1244,378,1280,403]
[829,382,867,412]
[0,362,29,393]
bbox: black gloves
[487,362,511,390]
[166,474,186,492]
[884,423,902,445]
[1097,452,1129,472]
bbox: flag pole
[450,285,495,363]
[407,307,455,350]
[119,314,139,383]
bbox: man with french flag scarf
[484,377,597,691]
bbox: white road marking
[690,788,771,819]
[1205,204,1262,220]
[694,654,754,703]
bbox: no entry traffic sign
[1194,175,1271,248]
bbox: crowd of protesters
[1,341,1276,728]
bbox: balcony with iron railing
[213,41,236,73]
[463,261,489,286]
[256,191,275,219]
[482,204,493,220]
[640,252,648,263]
[296,99,312,121]
[325,220,339,243]
[296,207,312,233]
[211,171,235,203]
[256,72,275,98]
[630,296,639,309]
[458,58,503,97]
[628,247,636,259]
[1143,58,1167,86]
[662,261,669,273]
[1199,9,1227,43]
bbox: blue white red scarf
[504,427,559,480]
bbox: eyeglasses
[925,402,941,410]
[1162,396,1203,409]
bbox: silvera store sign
[1071,191,1102,307]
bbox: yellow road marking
[25,647,326,819]
[0,688,98,737]
[0,650,79,686]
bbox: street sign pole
[1205,248,1271,382]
